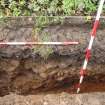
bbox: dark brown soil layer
[65,81,105,94]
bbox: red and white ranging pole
[77,0,105,94]
[0,41,79,46]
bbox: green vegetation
[33,31,53,58]
[33,16,64,58]
[0,0,100,17]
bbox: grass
[0,0,101,17]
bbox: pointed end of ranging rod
[77,88,80,94]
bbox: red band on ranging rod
[91,20,99,36]
[80,69,87,76]
[85,49,91,61]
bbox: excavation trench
[0,17,105,96]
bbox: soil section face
[0,17,105,96]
